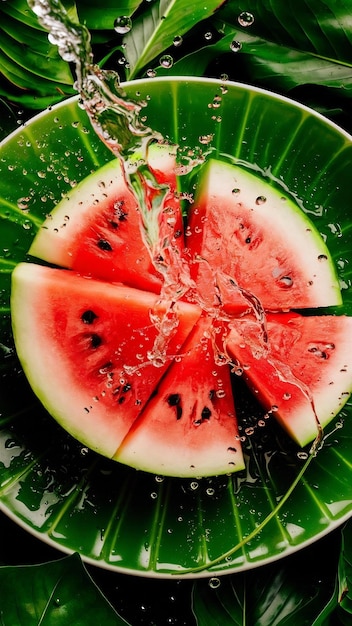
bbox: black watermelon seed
[81,310,98,324]
[176,405,183,420]
[167,393,181,406]
[97,238,113,251]
[201,406,211,420]
[167,393,182,420]
[90,334,102,349]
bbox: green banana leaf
[191,520,352,625]
[0,553,130,625]
[336,524,352,622]
[76,0,142,31]
[217,0,352,67]
[121,0,225,78]
[2,0,352,116]
[0,22,73,85]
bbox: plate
[1,77,352,578]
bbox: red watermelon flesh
[226,312,352,447]
[186,159,342,313]
[115,316,245,477]
[29,144,184,294]
[11,262,201,458]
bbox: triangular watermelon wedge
[115,316,245,477]
[29,144,184,294]
[186,159,342,312]
[226,312,352,447]
[11,263,201,458]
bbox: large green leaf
[217,0,352,66]
[122,0,225,78]
[0,553,130,625]
[2,0,352,115]
[336,523,352,622]
[76,0,142,31]
[0,0,45,30]
[153,0,352,126]
[158,27,352,93]
[192,577,245,625]
[0,20,73,85]
[192,525,344,625]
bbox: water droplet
[17,197,30,211]
[199,134,214,145]
[297,451,309,460]
[232,188,240,195]
[146,68,157,78]
[230,39,242,52]
[204,31,213,41]
[318,254,328,261]
[159,54,173,69]
[238,11,254,27]
[278,275,293,288]
[255,195,266,205]
[190,481,199,491]
[209,577,221,589]
[283,392,291,400]
[113,16,132,34]
[150,491,158,499]
[206,487,215,496]
[173,35,183,47]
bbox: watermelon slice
[186,159,342,312]
[10,154,352,478]
[29,143,183,294]
[115,316,245,477]
[226,312,352,447]
[11,262,201,458]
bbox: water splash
[28,0,160,165]
[27,0,195,364]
